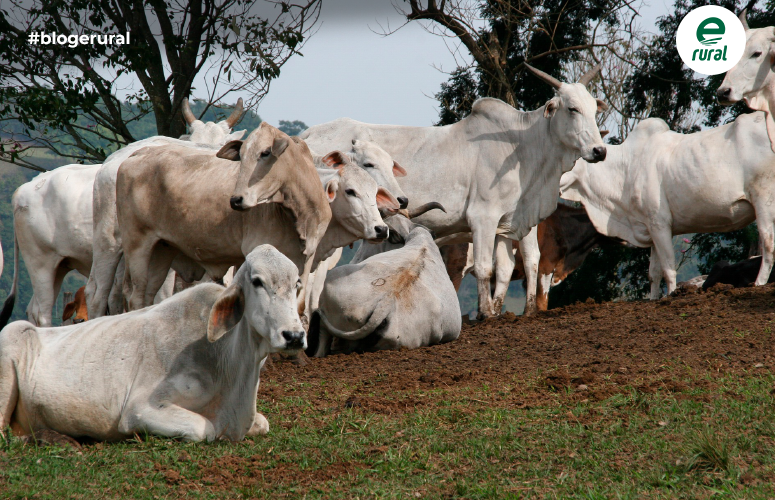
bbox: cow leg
[246,413,270,437]
[755,215,775,286]
[653,231,677,296]
[470,221,498,319]
[492,236,516,315]
[518,228,539,316]
[124,240,157,311]
[86,247,123,320]
[143,246,178,307]
[120,404,216,442]
[648,247,662,299]
[536,272,553,311]
[27,263,69,327]
[107,256,126,315]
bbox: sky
[238,0,674,128]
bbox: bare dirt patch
[261,283,775,413]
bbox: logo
[676,6,745,75]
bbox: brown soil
[261,282,775,414]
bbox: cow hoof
[247,414,269,437]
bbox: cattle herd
[0,11,772,443]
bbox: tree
[0,0,320,168]
[400,0,637,117]
[278,119,308,136]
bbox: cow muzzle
[230,196,246,211]
[716,86,736,105]
[590,146,607,163]
[282,330,306,350]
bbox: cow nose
[592,146,607,161]
[717,87,732,101]
[374,225,388,239]
[397,196,409,209]
[282,330,305,348]
[230,196,245,211]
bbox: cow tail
[316,301,393,341]
[0,234,19,329]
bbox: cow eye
[569,107,580,114]
[363,163,374,168]
[752,51,762,58]
[260,148,271,159]
[345,189,356,197]
[252,277,263,288]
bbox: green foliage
[277,120,309,137]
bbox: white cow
[300,64,608,318]
[717,10,775,152]
[560,112,775,298]
[7,164,99,327]
[310,215,461,356]
[86,99,246,319]
[0,245,304,442]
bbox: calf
[0,245,304,442]
[308,214,460,357]
[702,256,775,290]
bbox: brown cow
[62,286,88,324]
[442,204,622,312]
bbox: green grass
[1,372,774,499]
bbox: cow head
[525,63,608,165]
[349,139,409,209]
[319,152,399,243]
[217,122,302,211]
[180,98,247,145]
[207,245,306,352]
[717,10,775,106]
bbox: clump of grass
[684,428,730,473]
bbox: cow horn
[225,98,244,128]
[181,98,197,125]
[408,202,446,219]
[739,9,749,30]
[524,63,563,89]
[578,64,602,87]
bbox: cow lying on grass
[0,245,304,442]
[308,213,460,357]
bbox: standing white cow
[6,164,99,327]
[301,64,608,318]
[86,99,246,319]
[717,10,775,152]
[0,245,304,442]
[560,112,775,298]
[309,214,460,357]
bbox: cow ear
[376,187,400,211]
[216,140,243,161]
[207,284,245,342]
[272,136,289,157]
[544,98,559,118]
[600,130,610,138]
[324,178,339,202]
[62,302,76,322]
[321,150,348,169]
[392,161,407,177]
[596,99,608,113]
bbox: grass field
[2,371,773,499]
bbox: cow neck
[313,216,358,265]
[274,160,333,256]
[523,107,581,174]
[212,317,265,400]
